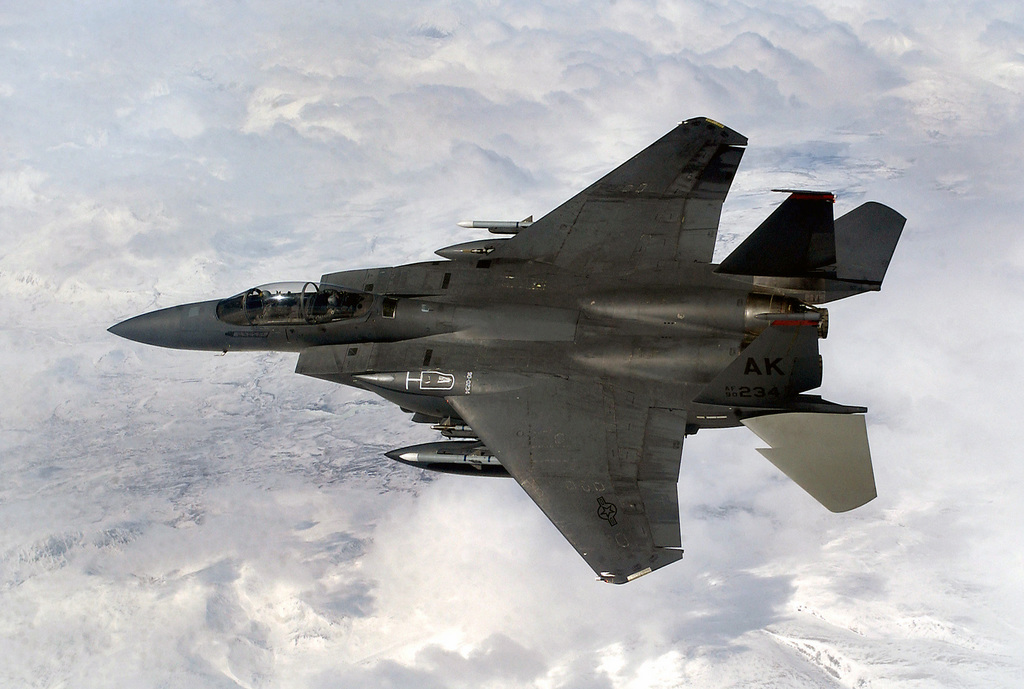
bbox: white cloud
[2,1,1024,687]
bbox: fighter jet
[109,118,904,584]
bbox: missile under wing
[109,118,905,584]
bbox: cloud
[2,1,1024,687]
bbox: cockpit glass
[216,282,370,326]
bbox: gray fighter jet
[110,118,904,584]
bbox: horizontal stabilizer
[742,413,876,512]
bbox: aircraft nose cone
[108,306,184,348]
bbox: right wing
[490,117,747,272]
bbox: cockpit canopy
[216,282,370,326]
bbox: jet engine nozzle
[744,294,828,341]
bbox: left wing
[448,377,686,583]
[490,117,747,272]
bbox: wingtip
[678,117,747,146]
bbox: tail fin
[716,192,905,301]
[717,191,837,277]
[833,201,905,285]
[695,322,823,407]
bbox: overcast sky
[2,1,1024,687]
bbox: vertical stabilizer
[695,323,823,406]
[717,191,836,277]
[716,194,905,302]
[833,202,905,285]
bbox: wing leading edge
[448,379,686,583]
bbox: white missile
[456,216,533,234]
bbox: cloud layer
[3,1,1024,687]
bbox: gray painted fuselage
[110,259,779,431]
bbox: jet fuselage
[110,260,818,432]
